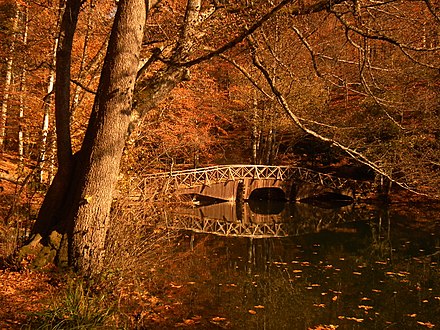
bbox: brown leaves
[0,270,57,327]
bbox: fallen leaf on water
[332,296,338,301]
[417,321,435,328]
[313,303,326,308]
[308,324,338,329]
[248,310,257,315]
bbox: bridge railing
[139,165,373,193]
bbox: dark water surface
[161,201,440,329]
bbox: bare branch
[251,44,435,198]
[424,0,440,23]
[218,54,274,100]
[71,79,97,94]
[291,24,322,77]
[333,9,440,52]
[183,0,346,67]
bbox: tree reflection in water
[155,202,440,329]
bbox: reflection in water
[163,201,374,238]
[155,202,440,329]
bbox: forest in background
[1,0,439,194]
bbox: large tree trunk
[68,0,146,275]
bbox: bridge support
[177,180,240,202]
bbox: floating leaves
[308,324,338,329]
[417,321,435,328]
[338,316,364,323]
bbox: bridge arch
[248,187,286,201]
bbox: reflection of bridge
[130,165,373,202]
[161,202,374,238]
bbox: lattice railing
[138,165,373,194]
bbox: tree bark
[69,0,146,275]
[0,6,19,150]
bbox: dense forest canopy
[0,0,439,273]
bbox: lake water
[158,200,440,329]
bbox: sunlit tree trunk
[38,3,61,183]
[0,6,19,151]
[69,0,146,274]
[251,91,259,164]
[18,5,29,163]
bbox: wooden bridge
[129,165,373,202]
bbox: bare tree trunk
[27,0,81,245]
[0,7,19,150]
[251,91,259,164]
[18,5,29,163]
[71,0,93,113]
[38,38,58,183]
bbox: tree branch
[251,45,436,198]
[183,0,346,67]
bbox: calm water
[159,201,440,329]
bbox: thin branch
[291,24,322,77]
[333,9,440,52]
[218,54,274,100]
[183,0,346,67]
[70,79,96,94]
[251,46,434,198]
[424,0,440,23]
[137,47,163,80]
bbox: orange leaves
[309,325,339,329]
[417,321,435,328]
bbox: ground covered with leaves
[0,269,59,328]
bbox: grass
[26,277,115,330]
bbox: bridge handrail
[139,164,372,190]
[142,165,291,178]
